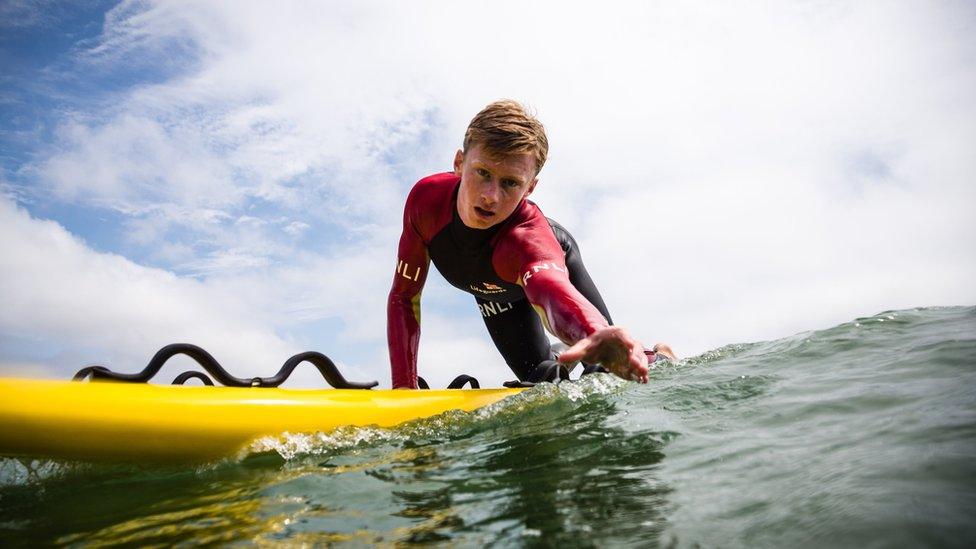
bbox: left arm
[520,265,651,383]
[519,262,608,345]
[497,215,651,382]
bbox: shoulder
[407,172,459,204]
[493,200,564,282]
[404,172,458,242]
[500,199,556,242]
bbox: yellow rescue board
[0,378,523,462]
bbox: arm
[387,206,430,389]
[499,215,612,346]
[500,211,653,382]
[520,264,609,345]
[521,267,652,383]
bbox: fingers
[626,337,648,383]
[606,326,646,382]
[557,327,658,384]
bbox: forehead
[465,144,537,177]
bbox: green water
[2,307,974,547]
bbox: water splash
[0,458,76,487]
[243,374,628,461]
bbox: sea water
[1,306,974,547]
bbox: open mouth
[474,206,495,219]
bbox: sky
[1,0,974,388]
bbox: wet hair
[462,100,549,174]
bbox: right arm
[387,201,430,389]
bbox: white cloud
[36,114,234,208]
[4,1,974,386]
[283,221,310,236]
[0,196,392,385]
[0,196,269,365]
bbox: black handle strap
[73,343,378,389]
[417,375,480,389]
[172,371,215,385]
[447,375,480,389]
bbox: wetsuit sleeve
[495,216,610,346]
[387,193,431,389]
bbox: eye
[476,168,490,178]
[502,179,520,189]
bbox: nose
[480,179,499,205]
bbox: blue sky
[1,1,974,388]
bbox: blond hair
[463,100,549,174]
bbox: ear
[453,149,464,176]
[525,177,539,197]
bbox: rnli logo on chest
[478,301,514,317]
[469,281,507,295]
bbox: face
[454,143,539,229]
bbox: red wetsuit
[387,172,615,389]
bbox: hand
[558,326,649,383]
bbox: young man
[388,100,674,389]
